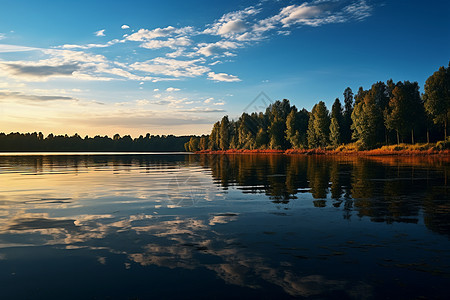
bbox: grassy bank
[195,142,450,156]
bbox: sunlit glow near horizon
[0,0,449,137]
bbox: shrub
[435,140,450,150]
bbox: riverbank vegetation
[186,62,450,154]
[0,132,192,152]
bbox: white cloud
[0,33,5,40]
[95,29,106,37]
[277,31,291,36]
[261,1,372,29]
[253,15,280,33]
[0,1,373,90]
[181,107,226,113]
[214,101,225,105]
[218,20,247,35]
[153,88,159,92]
[235,32,262,41]
[0,48,161,82]
[204,6,261,36]
[166,87,180,92]
[197,41,240,57]
[166,48,186,58]
[136,99,150,105]
[126,27,175,41]
[204,97,214,104]
[140,37,191,49]
[59,39,120,50]
[0,44,39,53]
[344,0,372,20]
[279,4,323,26]
[126,26,193,42]
[43,49,107,63]
[207,72,241,82]
[131,58,210,78]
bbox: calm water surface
[0,153,449,299]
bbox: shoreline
[195,148,450,157]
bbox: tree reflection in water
[192,154,450,236]
[0,154,448,299]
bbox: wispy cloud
[0,91,77,102]
[166,87,180,92]
[207,72,241,82]
[259,0,372,29]
[180,107,226,113]
[203,6,261,37]
[343,0,372,20]
[0,44,39,53]
[197,41,240,57]
[125,26,194,42]
[59,39,120,50]
[0,1,373,85]
[131,58,210,78]
[3,63,80,77]
[140,37,191,50]
[95,29,106,37]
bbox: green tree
[185,137,199,152]
[330,98,344,145]
[198,136,208,150]
[266,99,293,149]
[351,83,388,148]
[255,128,269,148]
[269,113,286,149]
[385,81,424,144]
[229,122,239,149]
[331,98,344,124]
[307,101,330,148]
[342,87,354,143]
[351,92,380,149]
[423,62,450,140]
[329,117,341,147]
[285,109,301,148]
[237,113,256,149]
[208,122,220,150]
[219,116,230,150]
[297,109,310,148]
[354,87,367,106]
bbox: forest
[0,133,192,152]
[186,62,450,152]
[1,62,448,153]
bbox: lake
[0,153,449,299]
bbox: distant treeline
[0,133,192,152]
[186,62,450,151]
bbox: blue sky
[0,0,449,136]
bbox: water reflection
[0,154,449,299]
[193,154,450,236]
